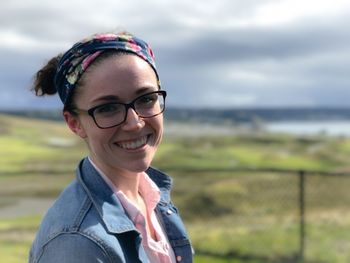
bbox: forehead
[77,54,159,105]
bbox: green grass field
[1,114,350,263]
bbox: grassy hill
[1,114,350,263]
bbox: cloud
[0,0,349,109]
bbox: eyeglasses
[74,91,167,129]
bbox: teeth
[117,136,148,150]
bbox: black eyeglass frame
[75,90,167,129]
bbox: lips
[115,135,149,150]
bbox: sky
[0,0,350,109]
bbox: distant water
[266,121,350,137]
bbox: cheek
[153,116,163,134]
[153,116,164,143]
[84,125,116,147]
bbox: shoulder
[30,180,126,262]
[30,180,93,260]
[38,179,90,233]
[30,232,116,263]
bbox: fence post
[299,170,305,263]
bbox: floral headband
[54,33,160,105]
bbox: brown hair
[31,51,131,113]
[32,55,61,96]
[31,54,78,113]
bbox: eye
[137,93,158,106]
[94,103,122,115]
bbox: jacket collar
[146,166,172,205]
[76,157,172,234]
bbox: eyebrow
[134,86,157,96]
[91,95,120,104]
[91,86,158,104]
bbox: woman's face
[65,54,163,175]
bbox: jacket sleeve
[35,233,119,263]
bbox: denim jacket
[29,158,193,263]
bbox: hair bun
[32,54,62,96]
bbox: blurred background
[1,0,350,262]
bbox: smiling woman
[28,32,193,263]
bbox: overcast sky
[1,0,350,109]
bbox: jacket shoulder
[42,179,90,230]
[30,180,93,259]
[29,232,114,263]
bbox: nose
[122,108,144,131]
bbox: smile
[115,135,149,150]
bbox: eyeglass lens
[92,91,165,128]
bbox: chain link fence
[170,168,350,263]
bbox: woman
[29,32,193,263]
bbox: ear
[63,111,87,139]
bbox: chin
[123,159,153,173]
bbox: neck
[89,156,143,202]
[113,172,142,202]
